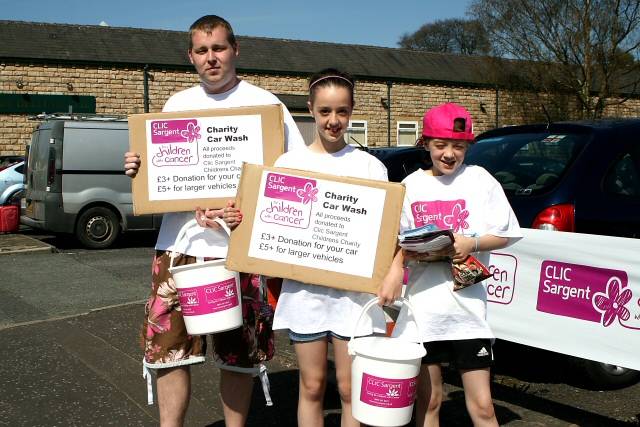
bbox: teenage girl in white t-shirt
[223,68,388,426]
[378,103,522,427]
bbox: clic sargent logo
[150,119,200,167]
[203,278,239,312]
[536,261,640,331]
[260,173,317,229]
[360,373,417,408]
[176,278,239,316]
[178,290,199,307]
[411,199,469,232]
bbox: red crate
[0,205,19,233]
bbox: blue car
[467,120,640,237]
[466,119,640,388]
[365,146,429,182]
[0,160,24,205]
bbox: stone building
[1,20,639,155]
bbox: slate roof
[0,20,494,87]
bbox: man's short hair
[188,15,236,49]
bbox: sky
[1,0,473,48]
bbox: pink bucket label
[150,119,200,144]
[360,373,418,408]
[177,278,239,316]
[536,261,628,323]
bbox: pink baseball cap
[422,102,475,142]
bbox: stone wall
[2,61,640,155]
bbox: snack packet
[451,255,491,291]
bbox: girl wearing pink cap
[378,103,522,427]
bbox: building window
[346,120,367,147]
[397,121,419,146]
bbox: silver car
[0,160,24,205]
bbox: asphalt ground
[0,230,639,426]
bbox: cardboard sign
[226,163,405,294]
[128,104,284,214]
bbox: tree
[470,0,640,119]
[398,18,490,55]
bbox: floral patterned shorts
[142,250,269,369]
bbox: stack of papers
[398,224,454,253]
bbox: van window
[63,126,128,171]
[29,127,53,190]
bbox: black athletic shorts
[422,339,493,370]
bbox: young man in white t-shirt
[124,15,305,427]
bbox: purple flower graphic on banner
[593,276,632,327]
[180,122,201,143]
[296,182,318,205]
[443,203,469,232]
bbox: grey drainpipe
[386,81,392,147]
[143,64,150,113]
[495,86,500,128]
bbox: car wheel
[578,359,640,389]
[5,190,22,206]
[75,206,120,249]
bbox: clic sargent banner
[486,229,640,371]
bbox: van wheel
[76,207,120,249]
[576,358,640,389]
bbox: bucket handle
[169,217,231,270]
[348,297,422,356]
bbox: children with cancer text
[222,68,388,426]
[378,103,522,427]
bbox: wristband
[474,236,479,252]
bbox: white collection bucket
[169,218,242,335]
[348,297,426,427]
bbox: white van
[22,114,161,248]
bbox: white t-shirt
[272,144,390,337]
[154,81,306,257]
[392,164,522,342]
